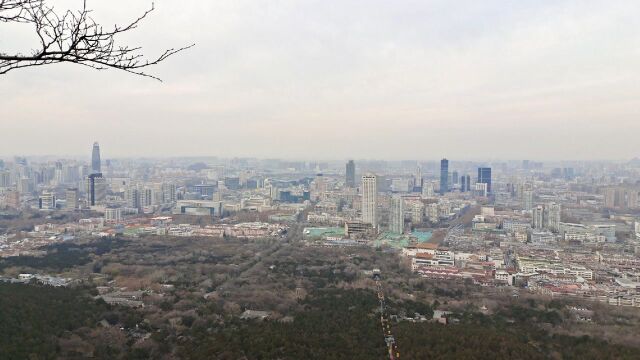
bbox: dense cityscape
[1,143,640,357]
[4,144,640,298]
[3,0,640,358]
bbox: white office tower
[635,221,640,240]
[521,183,534,211]
[390,196,404,234]
[361,174,378,229]
[532,205,545,229]
[270,185,279,200]
[474,182,488,197]
[411,202,424,224]
[547,203,561,233]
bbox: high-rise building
[65,188,79,210]
[628,190,639,209]
[390,196,404,234]
[477,167,492,194]
[139,187,153,208]
[105,207,123,223]
[0,170,11,188]
[451,171,459,186]
[415,166,423,190]
[547,202,561,233]
[311,173,326,201]
[91,142,101,174]
[422,182,435,197]
[86,173,106,206]
[460,174,471,192]
[18,177,33,194]
[125,186,140,209]
[439,159,449,195]
[39,191,56,210]
[410,202,424,224]
[532,205,545,229]
[531,202,561,233]
[4,190,20,209]
[474,182,488,197]
[522,187,533,211]
[361,174,378,229]
[162,183,177,204]
[603,187,617,208]
[345,160,356,188]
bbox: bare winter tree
[0,0,193,80]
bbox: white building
[361,174,378,229]
[422,182,435,197]
[410,202,424,223]
[39,191,56,210]
[390,196,404,234]
[105,207,123,223]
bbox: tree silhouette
[0,0,193,81]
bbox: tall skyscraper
[345,160,356,188]
[439,159,449,195]
[477,167,492,194]
[91,142,101,174]
[390,195,404,234]
[86,173,106,206]
[361,174,378,229]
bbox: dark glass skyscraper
[91,142,101,174]
[440,158,449,195]
[345,160,356,188]
[477,167,492,194]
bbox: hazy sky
[1,0,639,160]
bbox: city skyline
[2,1,640,160]
[5,147,640,163]
[3,1,640,358]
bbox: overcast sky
[1,0,639,160]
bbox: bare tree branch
[0,0,193,81]
[0,0,40,22]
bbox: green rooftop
[303,227,345,239]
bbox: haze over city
[2,0,640,160]
[5,0,640,359]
